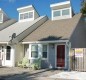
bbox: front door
[57,45,65,67]
[5,46,11,66]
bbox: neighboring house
[22,1,86,70]
[0,5,48,67]
[0,9,16,66]
[0,9,16,31]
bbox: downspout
[68,42,71,71]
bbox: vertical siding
[41,60,49,68]
[48,44,55,68]
[28,43,55,69]
[39,44,49,68]
[65,45,69,70]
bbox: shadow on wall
[69,15,86,48]
[38,36,62,41]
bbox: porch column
[11,46,15,67]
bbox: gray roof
[0,16,47,42]
[0,19,16,31]
[22,13,82,42]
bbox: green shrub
[31,58,41,70]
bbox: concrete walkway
[0,67,60,80]
[49,71,86,80]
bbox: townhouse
[0,1,86,71]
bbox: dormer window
[17,5,39,22]
[0,8,9,23]
[29,12,33,18]
[53,10,61,17]
[50,1,72,20]
[53,8,70,18]
[62,9,69,16]
[20,11,33,20]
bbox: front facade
[22,40,70,69]
[0,1,86,71]
[22,1,75,70]
[22,1,86,70]
[0,8,17,67]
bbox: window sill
[29,58,39,59]
[42,58,47,60]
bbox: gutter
[22,40,69,44]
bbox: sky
[0,0,81,20]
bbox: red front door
[57,45,65,67]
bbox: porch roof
[22,13,82,42]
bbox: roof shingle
[22,13,82,42]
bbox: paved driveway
[0,67,61,80]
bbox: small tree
[81,0,86,15]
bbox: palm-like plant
[81,0,86,15]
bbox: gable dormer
[17,5,39,22]
[50,1,72,20]
[0,8,9,23]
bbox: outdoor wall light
[50,43,55,49]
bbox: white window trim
[55,43,68,69]
[29,44,39,59]
[70,7,72,18]
[53,10,61,17]
[29,44,49,60]
[62,8,70,16]
[52,7,71,20]
[42,44,48,60]
[19,10,34,22]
